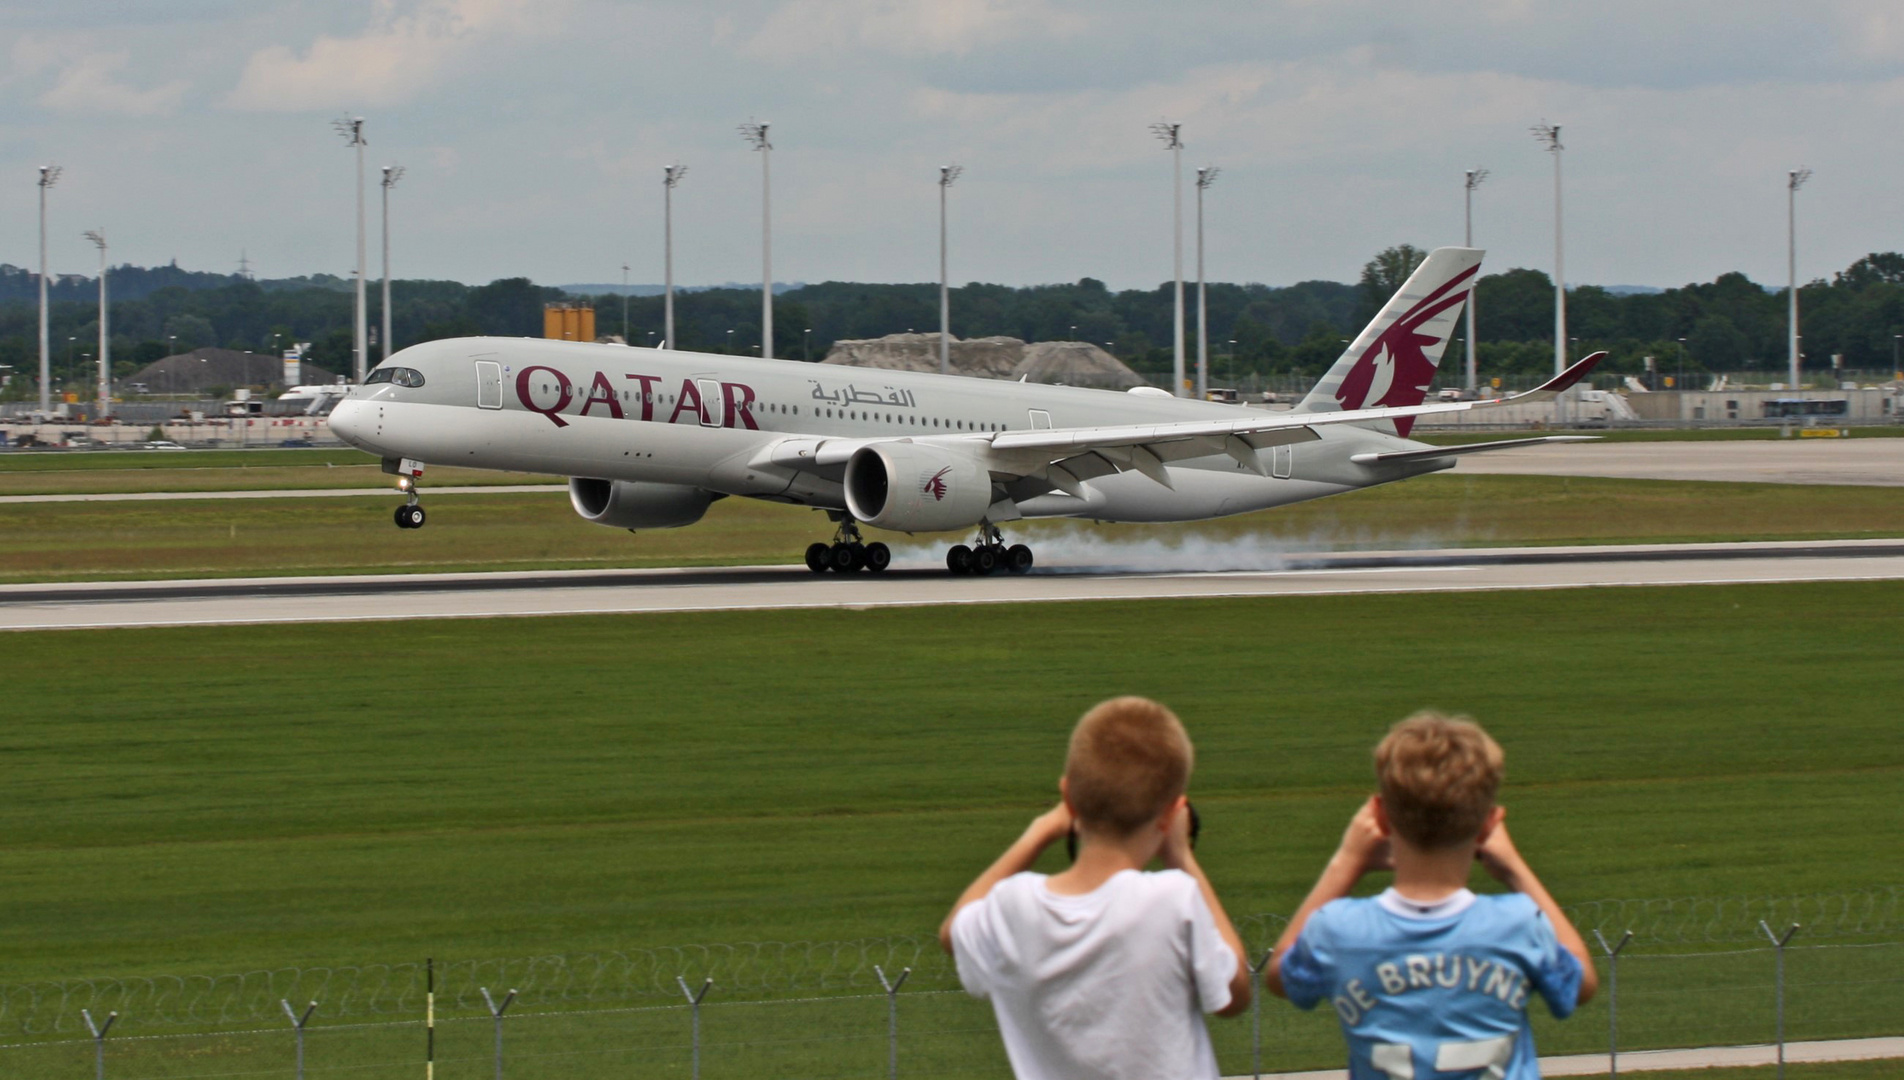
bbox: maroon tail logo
[922,467,952,501]
[1334,264,1477,436]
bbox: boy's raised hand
[1335,796,1393,877]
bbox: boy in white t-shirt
[939,696,1252,1080]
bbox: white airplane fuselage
[327,336,1445,529]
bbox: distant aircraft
[329,247,1601,575]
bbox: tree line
[4,249,1903,397]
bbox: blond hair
[1064,697,1193,836]
[1375,711,1504,849]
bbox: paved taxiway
[1456,437,1904,485]
[3,539,1900,631]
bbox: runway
[3,538,1901,631]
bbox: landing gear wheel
[972,545,999,575]
[828,542,859,573]
[863,542,892,573]
[947,544,973,575]
[1006,544,1034,574]
[395,504,425,529]
[394,505,410,529]
[804,542,830,574]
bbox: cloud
[222,0,544,111]
[741,0,1085,60]
[38,51,186,116]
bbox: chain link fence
[2,889,1898,1080]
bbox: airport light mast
[739,120,773,358]
[620,262,630,344]
[334,117,368,382]
[938,164,963,376]
[663,164,687,349]
[37,165,61,415]
[1151,121,1185,396]
[1530,124,1564,380]
[1195,166,1219,400]
[84,228,109,421]
[1463,168,1489,393]
[380,165,403,362]
[1787,168,1812,390]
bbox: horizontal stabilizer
[1350,435,1599,466]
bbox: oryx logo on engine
[922,467,952,501]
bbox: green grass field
[3,583,1899,1076]
[4,583,1899,980]
[5,473,1904,582]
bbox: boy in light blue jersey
[1268,713,1597,1080]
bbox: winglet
[1497,351,1606,404]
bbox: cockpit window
[365,366,426,388]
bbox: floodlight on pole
[37,164,62,415]
[333,117,368,382]
[739,120,773,359]
[663,164,687,349]
[1151,120,1185,396]
[1788,168,1812,391]
[1530,123,1565,379]
[620,263,630,344]
[1463,168,1488,393]
[938,164,963,376]
[1195,166,1219,400]
[84,228,110,421]
[380,165,403,362]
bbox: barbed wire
[1564,887,1901,944]
[1,887,1894,1039]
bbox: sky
[4,0,1903,293]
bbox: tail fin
[1295,246,1483,436]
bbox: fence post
[1247,948,1273,1079]
[81,1009,115,1080]
[281,1000,316,1080]
[1592,929,1633,1079]
[1759,921,1800,1080]
[426,958,436,1080]
[677,976,712,1080]
[874,965,910,1080]
[480,987,517,1080]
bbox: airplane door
[475,361,502,410]
[696,379,724,427]
[1029,409,1053,429]
[1272,444,1294,479]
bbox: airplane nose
[328,398,370,449]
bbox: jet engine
[844,441,994,533]
[568,477,714,530]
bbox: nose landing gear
[388,458,427,529]
[947,525,1033,576]
[803,519,891,574]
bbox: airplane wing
[1346,434,1599,465]
[978,351,1605,490]
[753,352,1603,493]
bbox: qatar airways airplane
[328,246,1600,575]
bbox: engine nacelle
[844,442,994,533]
[568,477,713,530]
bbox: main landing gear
[804,520,891,574]
[946,524,1034,576]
